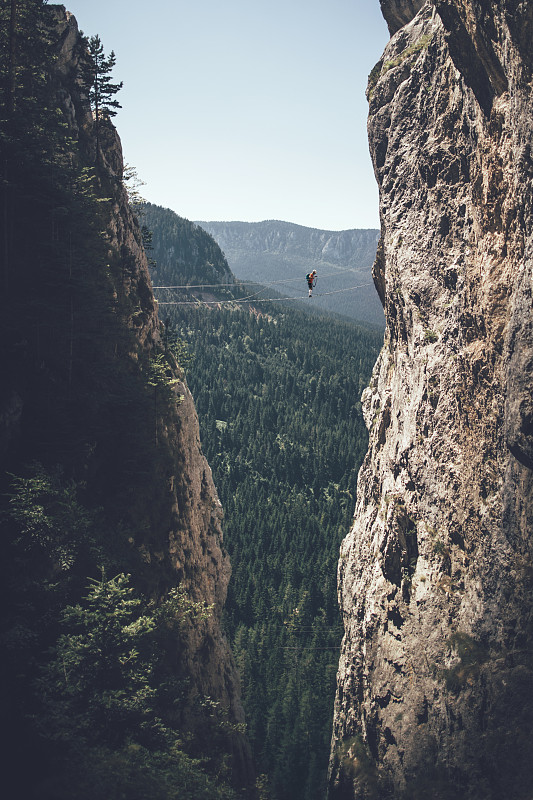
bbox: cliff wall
[329,1,533,797]
[1,4,251,789]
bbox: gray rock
[329,1,533,798]
[379,0,427,35]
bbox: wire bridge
[152,265,374,306]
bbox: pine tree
[81,34,123,162]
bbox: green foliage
[79,33,122,166]
[368,33,433,101]
[46,741,237,800]
[424,328,439,344]
[147,352,181,394]
[0,0,55,115]
[382,33,434,76]
[37,572,210,747]
[367,60,382,98]
[145,350,184,444]
[81,34,123,119]
[2,465,238,799]
[165,302,382,799]
[123,163,147,212]
[141,202,233,288]
[6,463,97,571]
[33,570,235,799]
[166,329,194,372]
[432,538,448,556]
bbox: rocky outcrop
[1,4,252,788]
[329,2,533,798]
[379,0,426,35]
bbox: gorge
[1,1,533,799]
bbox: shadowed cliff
[0,4,253,796]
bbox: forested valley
[157,275,383,797]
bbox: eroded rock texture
[329,2,533,798]
[380,0,426,34]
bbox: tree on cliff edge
[81,34,123,163]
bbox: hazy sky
[64,0,389,231]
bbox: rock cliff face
[329,1,533,798]
[1,5,251,787]
[57,4,246,719]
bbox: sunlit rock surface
[329,1,533,797]
[379,0,426,34]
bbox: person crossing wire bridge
[306,270,317,297]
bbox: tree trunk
[7,0,17,113]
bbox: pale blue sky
[64,0,389,230]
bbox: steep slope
[196,220,383,325]
[0,4,251,794]
[329,1,533,798]
[143,203,234,287]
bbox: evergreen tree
[2,466,240,800]
[81,34,123,161]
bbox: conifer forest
[167,302,382,799]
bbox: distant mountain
[195,220,384,325]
